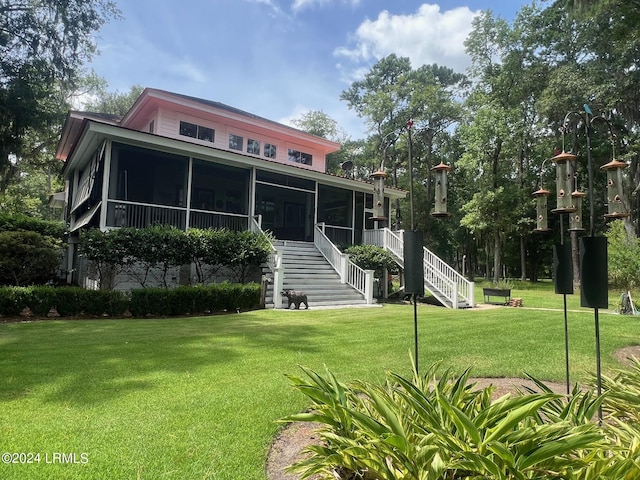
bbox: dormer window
[229,134,243,151]
[247,139,260,155]
[179,121,214,143]
[288,148,312,166]
[264,143,277,159]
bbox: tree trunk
[493,231,501,283]
[520,235,526,281]
[485,243,490,280]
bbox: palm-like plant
[283,362,608,479]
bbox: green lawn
[1,299,640,479]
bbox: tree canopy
[4,0,639,286]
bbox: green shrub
[0,287,33,316]
[227,230,273,283]
[129,288,167,316]
[0,213,66,239]
[283,362,617,479]
[0,287,130,317]
[76,289,129,316]
[0,231,63,286]
[128,283,261,317]
[606,220,640,290]
[0,284,260,318]
[26,286,58,316]
[79,227,272,289]
[344,244,399,277]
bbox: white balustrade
[250,215,283,308]
[364,228,474,308]
[315,224,374,303]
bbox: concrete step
[265,240,370,308]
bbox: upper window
[247,139,260,155]
[264,143,277,159]
[288,148,312,166]
[179,121,214,143]
[229,134,243,151]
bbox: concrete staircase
[264,240,369,308]
[363,228,474,309]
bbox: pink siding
[122,89,337,173]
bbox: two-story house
[56,88,473,308]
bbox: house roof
[122,88,341,154]
[56,111,122,161]
[57,87,341,162]
[57,87,406,199]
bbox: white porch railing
[364,228,474,309]
[105,200,249,231]
[315,223,374,304]
[364,228,404,266]
[250,215,284,308]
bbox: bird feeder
[568,190,587,232]
[431,162,452,217]
[532,188,551,232]
[601,159,629,219]
[550,151,578,214]
[370,170,388,221]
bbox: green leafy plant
[0,230,63,286]
[606,220,640,291]
[344,244,399,278]
[494,279,514,291]
[283,361,612,479]
[0,213,66,239]
[79,227,272,289]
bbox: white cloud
[277,104,310,128]
[292,0,360,13]
[246,0,286,17]
[167,60,208,84]
[335,3,479,78]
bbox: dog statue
[281,289,309,310]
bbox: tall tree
[460,7,548,282]
[0,0,120,194]
[82,84,144,116]
[291,110,352,175]
[341,55,467,236]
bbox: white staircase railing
[315,223,374,304]
[364,228,474,309]
[250,215,283,308]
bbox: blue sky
[88,1,540,138]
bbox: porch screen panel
[109,143,188,207]
[190,160,249,214]
[317,185,352,228]
[71,141,105,214]
[256,170,315,191]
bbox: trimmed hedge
[129,283,261,316]
[0,283,261,318]
[0,213,66,239]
